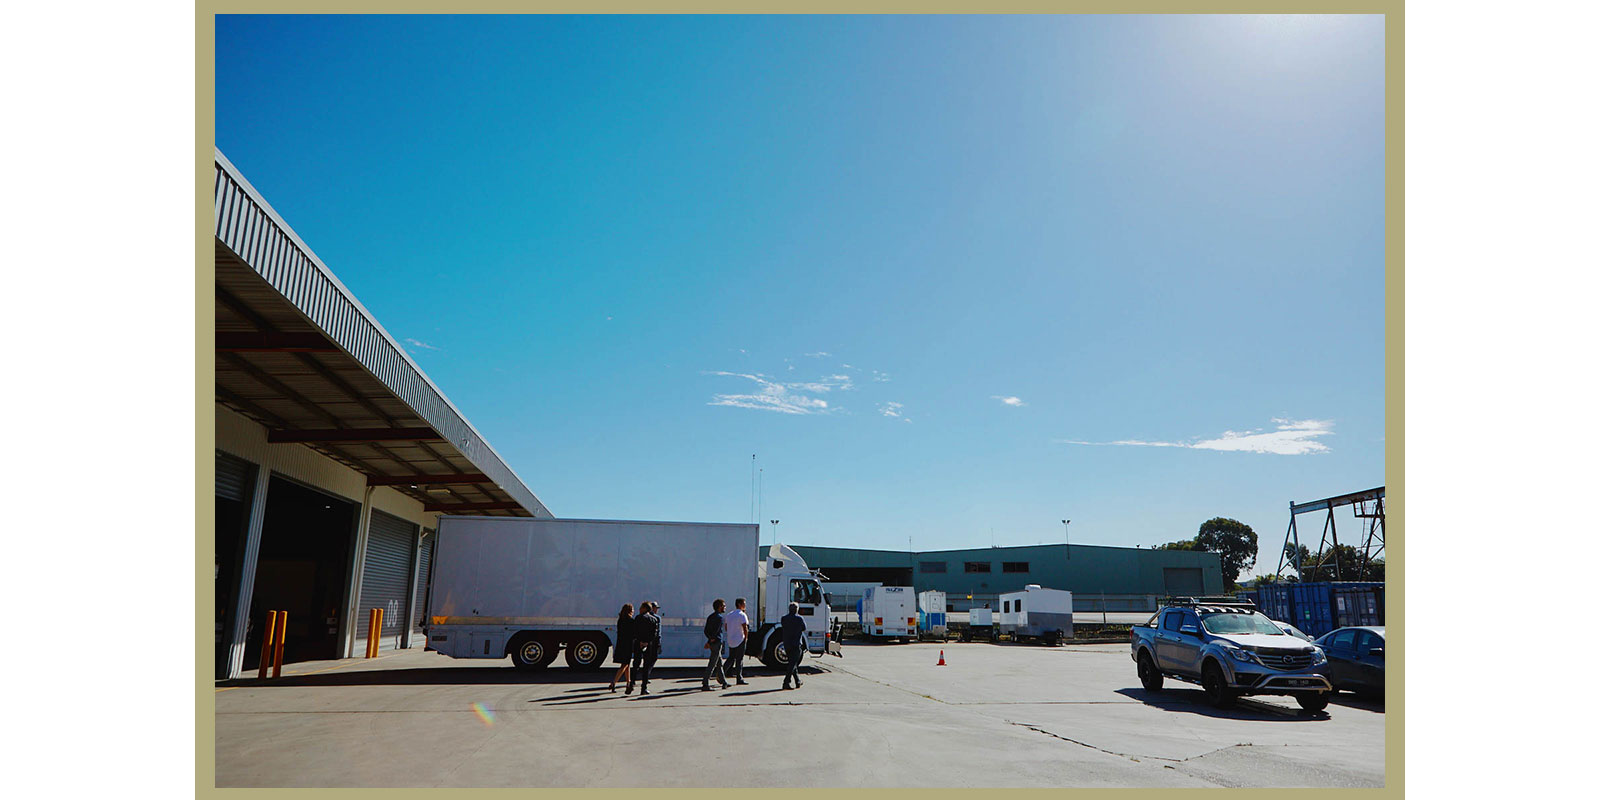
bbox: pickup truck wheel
[563,636,609,670]
[1201,662,1237,708]
[1296,693,1330,712]
[1137,652,1164,692]
[509,635,557,670]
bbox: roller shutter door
[216,451,252,501]
[411,531,435,639]
[355,510,416,652]
[1162,567,1204,596]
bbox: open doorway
[242,477,357,670]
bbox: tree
[1299,544,1385,582]
[1153,539,1203,552]
[1195,517,1258,590]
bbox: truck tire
[509,634,558,670]
[1137,652,1164,692]
[563,636,609,670]
[1201,661,1237,708]
[1296,693,1330,713]
[763,636,793,671]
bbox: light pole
[1062,520,1071,559]
[770,520,780,543]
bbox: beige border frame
[196,4,1402,795]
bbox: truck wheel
[563,636,609,670]
[509,634,557,670]
[1137,652,1164,692]
[764,637,792,670]
[1296,693,1330,713]
[1201,662,1236,708]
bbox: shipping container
[1253,581,1385,639]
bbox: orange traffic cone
[937,650,946,666]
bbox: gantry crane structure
[1278,486,1385,581]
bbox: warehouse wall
[791,543,1223,610]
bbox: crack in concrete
[1005,720,1253,766]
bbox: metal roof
[213,149,549,518]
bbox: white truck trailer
[917,590,948,640]
[962,605,996,642]
[858,585,917,640]
[996,584,1074,645]
[424,517,830,670]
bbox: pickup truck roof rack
[1161,596,1260,610]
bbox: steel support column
[341,485,376,658]
[226,465,272,679]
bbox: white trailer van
[963,605,996,642]
[859,585,917,640]
[996,584,1074,644]
[424,517,830,670]
[917,590,948,639]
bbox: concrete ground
[214,641,1385,788]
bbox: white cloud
[404,338,440,352]
[1058,418,1335,456]
[871,370,891,382]
[879,401,908,420]
[992,395,1026,407]
[706,371,841,415]
[804,351,831,358]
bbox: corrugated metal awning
[213,149,549,518]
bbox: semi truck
[996,584,1074,644]
[423,517,831,670]
[857,585,916,640]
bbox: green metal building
[778,543,1224,612]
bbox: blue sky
[216,14,1385,575]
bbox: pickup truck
[1131,597,1333,712]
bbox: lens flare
[471,702,496,726]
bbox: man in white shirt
[723,597,752,685]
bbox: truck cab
[754,543,830,667]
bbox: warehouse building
[783,543,1224,613]
[211,150,550,679]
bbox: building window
[964,562,991,573]
[920,561,947,573]
[1002,561,1029,573]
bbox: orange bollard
[366,608,379,658]
[258,610,279,679]
[272,611,288,678]
[375,607,384,655]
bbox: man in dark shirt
[633,602,662,695]
[781,602,807,689]
[702,598,730,691]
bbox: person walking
[723,597,751,685]
[625,598,650,695]
[608,603,635,693]
[781,602,807,689]
[702,598,730,690]
[633,601,662,695]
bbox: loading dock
[211,150,552,678]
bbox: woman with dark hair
[608,602,635,693]
[625,599,651,695]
